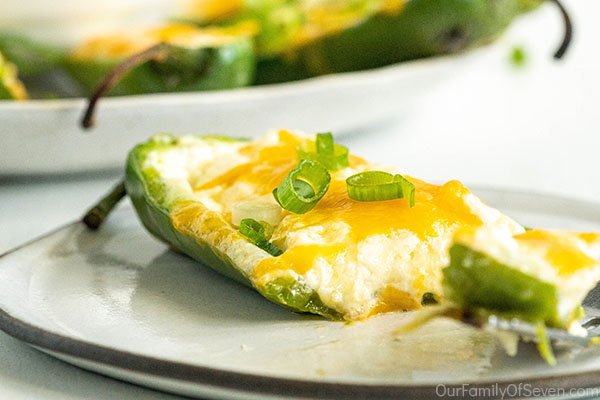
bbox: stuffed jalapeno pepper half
[191,0,546,83]
[124,131,600,329]
[65,23,257,96]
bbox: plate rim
[2,187,600,400]
[0,48,479,111]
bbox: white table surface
[1,0,600,398]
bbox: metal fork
[483,314,600,347]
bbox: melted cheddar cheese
[155,131,600,321]
[187,0,406,55]
[123,127,600,326]
[70,23,257,60]
[515,230,597,275]
[291,0,407,49]
[173,131,524,319]
[0,53,27,101]
[186,0,244,21]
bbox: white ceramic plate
[2,188,600,400]
[0,49,486,176]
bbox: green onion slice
[273,159,331,214]
[398,175,415,207]
[239,218,283,257]
[346,171,415,206]
[296,132,349,171]
[231,198,282,227]
[535,322,556,365]
[316,132,334,156]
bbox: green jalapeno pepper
[124,134,342,319]
[87,132,597,332]
[440,222,600,333]
[281,0,543,78]
[0,52,27,100]
[442,244,562,327]
[0,33,63,78]
[440,236,600,364]
[64,23,257,97]
[194,0,545,84]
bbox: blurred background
[0,0,599,398]
[344,0,600,202]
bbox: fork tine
[484,315,591,347]
[581,315,600,330]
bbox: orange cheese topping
[191,131,484,285]
[187,0,244,21]
[296,178,482,241]
[196,131,300,191]
[71,22,256,60]
[197,130,364,193]
[169,132,600,319]
[515,230,597,275]
[291,0,407,49]
[185,131,489,316]
[381,0,407,14]
[253,244,345,278]
[578,232,600,245]
[369,287,421,315]
[0,54,28,101]
[253,179,482,280]
[171,200,235,243]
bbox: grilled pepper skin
[442,244,561,327]
[0,33,63,77]
[65,39,256,96]
[210,0,543,83]
[290,0,537,75]
[125,134,341,319]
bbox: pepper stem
[82,181,127,230]
[549,0,573,60]
[80,43,169,129]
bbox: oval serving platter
[1,188,600,400]
[0,49,486,176]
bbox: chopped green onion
[510,46,527,68]
[273,159,331,214]
[239,218,270,243]
[346,171,415,206]
[232,198,282,227]
[535,322,556,365]
[316,132,334,156]
[296,132,349,171]
[398,174,415,207]
[421,292,439,306]
[239,218,283,257]
[394,304,454,336]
